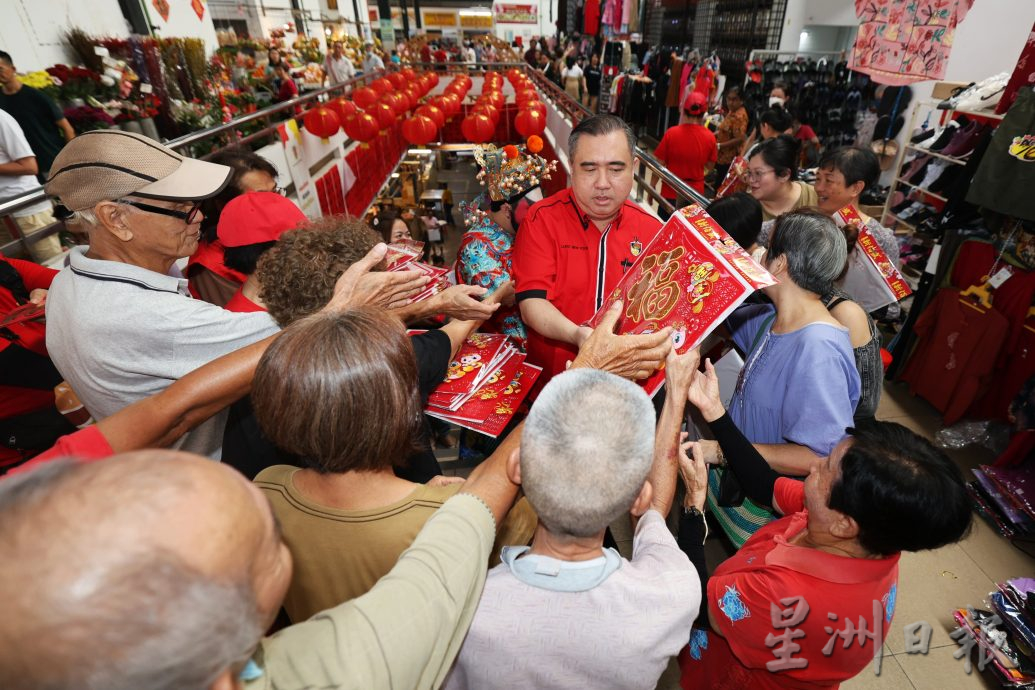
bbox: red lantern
[446,82,467,98]
[440,93,462,117]
[524,101,547,118]
[416,104,445,129]
[401,68,417,82]
[382,92,407,116]
[402,114,437,145]
[387,71,407,89]
[472,103,499,125]
[461,113,495,143]
[343,111,380,144]
[303,106,341,139]
[406,86,421,109]
[506,67,523,83]
[353,86,378,109]
[516,88,539,104]
[427,72,440,88]
[482,91,504,109]
[370,102,396,130]
[371,78,392,94]
[327,97,358,123]
[515,108,547,137]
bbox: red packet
[432,333,511,397]
[428,362,541,437]
[0,302,46,328]
[586,204,777,396]
[402,261,453,304]
[384,240,425,269]
[716,155,748,198]
[431,350,525,419]
[833,205,912,312]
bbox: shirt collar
[68,246,188,295]
[501,545,622,592]
[765,512,900,584]
[567,190,624,232]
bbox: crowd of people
[0,36,978,687]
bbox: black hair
[566,56,576,69]
[707,192,763,250]
[748,134,801,181]
[0,51,11,66]
[818,146,881,190]
[223,241,278,276]
[769,80,789,97]
[568,113,635,161]
[759,106,792,135]
[829,422,972,556]
[723,85,743,102]
[198,149,278,243]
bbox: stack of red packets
[424,332,541,437]
[385,240,453,304]
[585,203,777,396]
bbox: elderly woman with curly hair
[250,307,536,623]
[707,209,860,548]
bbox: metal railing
[1,61,709,263]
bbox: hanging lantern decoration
[506,67,523,83]
[461,113,496,143]
[401,67,417,82]
[440,93,462,117]
[406,86,422,110]
[402,114,438,145]
[446,82,467,98]
[303,106,341,139]
[515,108,547,138]
[482,90,504,110]
[418,73,433,94]
[523,100,547,118]
[383,92,407,116]
[343,111,381,145]
[327,97,358,124]
[516,88,539,105]
[370,102,397,130]
[472,103,499,126]
[416,104,445,129]
[387,71,407,90]
[353,86,379,109]
[371,78,394,95]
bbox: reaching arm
[0,156,37,177]
[56,118,75,142]
[519,296,588,346]
[647,347,699,517]
[437,281,514,357]
[97,334,276,452]
[390,283,500,325]
[751,442,820,476]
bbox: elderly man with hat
[456,139,557,347]
[42,130,424,460]
[652,90,717,220]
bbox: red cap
[217,192,306,248]
[683,91,708,115]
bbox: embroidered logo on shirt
[882,584,897,623]
[719,584,751,622]
[687,628,710,660]
[630,239,642,256]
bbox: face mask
[769,96,785,107]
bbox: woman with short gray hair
[707,209,861,548]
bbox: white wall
[2,0,220,72]
[779,0,857,53]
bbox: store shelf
[903,144,969,166]
[883,212,918,231]
[892,177,949,203]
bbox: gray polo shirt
[46,247,280,459]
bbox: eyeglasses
[744,168,775,183]
[121,200,203,224]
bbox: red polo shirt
[679,479,900,690]
[512,188,661,389]
[654,123,717,198]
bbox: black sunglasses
[122,200,203,224]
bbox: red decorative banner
[152,0,170,21]
[191,0,205,21]
[586,203,777,396]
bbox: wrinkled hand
[28,289,47,306]
[687,358,725,422]
[665,346,701,395]
[678,440,710,511]
[323,243,429,312]
[485,280,515,308]
[569,300,672,380]
[427,475,466,487]
[432,284,501,321]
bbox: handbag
[715,312,775,507]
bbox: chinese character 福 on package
[585,204,777,396]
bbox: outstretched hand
[433,284,500,321]
[678,440,710,511]
[686,357,725,422]
[569,300,672,380]
[664,346,701,396]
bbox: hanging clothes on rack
[584,0,601,37]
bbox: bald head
[0,451,277,690]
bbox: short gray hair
[568,114,636,162]
[521,369,655,538]
[0,458,264,690]
[767,209,847,295]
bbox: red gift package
[0,302,46,328]
[585,203,777,396]
[833,205,911,312]
[427,361,541,438]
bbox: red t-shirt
[8,425,114,477]
[0,256,58,357]
[224,288,265,313]
[654,123,718,198]
[680,479,900,690]
[434,49,448,63]
[796,124,818,141]
[512,189,662,390]
[186,240,247,299]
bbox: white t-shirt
[325,55,355,84]
[443,509,699,690]
[562,65,584,80]
[0,109,50,217]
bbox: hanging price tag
[988,267,1013,289]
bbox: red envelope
[586,204,777,396]
[431,333,512,397]
[384,240,425,269]
[427,362,541,437]
[0,302,46,328]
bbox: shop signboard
[494,3,537,24]
[459,13,494,29]
[423,10,457,27]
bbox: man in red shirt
[653,91,717,219]
[513,114,671,392]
